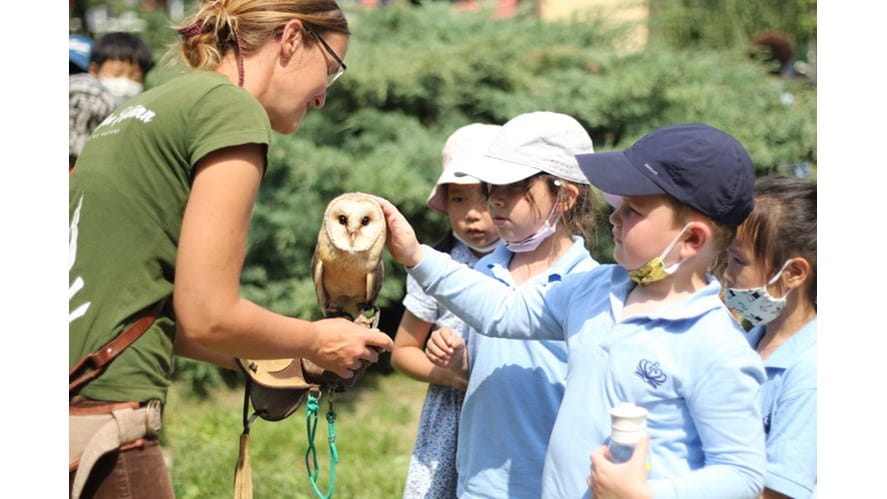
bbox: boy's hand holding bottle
[588,432,653,499]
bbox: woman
[68,1,393,497]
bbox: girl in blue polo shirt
[416,111,600,498]
[722,175,817,498]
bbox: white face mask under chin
[100,77,143,101]
[452,230,500,254]
[505,185,563,254]
[724,260,793,327]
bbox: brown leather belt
[69,398,163,499]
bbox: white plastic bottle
[608,403,648,463]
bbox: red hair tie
[178,22,209,38]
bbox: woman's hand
[307,318,394,379]
[588,433,653,499]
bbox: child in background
[415,111,600,498]
[69,34,116,169]
[87,32,155,104]
[69,32,155,169]
[379,123,767,499]
[721,175,817,499]
[393,123,502,498]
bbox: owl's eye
[338,215,347,225]
[361,216,370,226]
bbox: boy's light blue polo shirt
[747,318,817,498]
[456,236,597,499]
[409,247,767,499]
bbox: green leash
[305,392,339,499]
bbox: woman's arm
[391,311,468,390]
[173,328,239,370]
[173,144,393,378]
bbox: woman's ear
[277,18,305,58]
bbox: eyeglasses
[306,29,347,87]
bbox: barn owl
[302,193,387,390]
[311,193,387,322]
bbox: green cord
[305,393,338,499]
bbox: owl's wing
[311,247,328,315]
[365,260,384,308]
[364,221,386,308]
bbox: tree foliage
[109,3,816,393]
[650,0,817,57]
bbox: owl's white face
[324,196,386,252]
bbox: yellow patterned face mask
[627,225,690,286]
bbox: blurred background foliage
[71,0,816,394]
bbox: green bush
[154,4,815,391]
[651,0,816,57]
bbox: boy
[87,32,154,103]
[375,123,767,498]
[70,32,154,169]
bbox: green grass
[163,372,429,498]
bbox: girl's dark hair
[91,32,155,74]
[738,175,817,303]
[481,172,597,244]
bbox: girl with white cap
[420,111,600,498]
[392,123,501,498]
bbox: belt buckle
[144,399,162,437]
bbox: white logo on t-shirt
[93,104,156,135]
[69,195,90,323]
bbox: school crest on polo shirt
[635,359,667,389]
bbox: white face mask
[627,225,690,285]
[100,77,144,101]
[505,182,563,254]
[452,230,500,254]
[724,260,793,326]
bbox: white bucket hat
[454,111,593,185]
[426,123,502,213]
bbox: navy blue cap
[69,34,93,72]
[576,123,755,226]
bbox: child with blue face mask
[722,175,817,499]
[373,123,768,499]
[399,111,601,498]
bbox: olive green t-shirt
[69,71,272,403]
